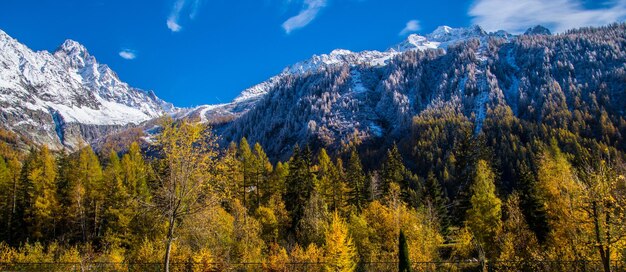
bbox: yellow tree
[152,118,218,272]
[536,143,587,260]
[324,212,357,272]
[580,159,626,272]
[24,146,59,240]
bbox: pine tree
[346,147,367,212]
[215,141,242,205]
[284,145,315,232]
[423,172,450,235]
[517,162,549,243]
[398,230,411,272]
[465,159,502,260]
[380,144,405,197]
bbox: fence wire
[0,260,624,271]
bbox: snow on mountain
[0,29,174,150]
[193,25,510,123]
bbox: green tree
[103,150,132,247]
[398,230,411,272]
[238,138,254,209]
[465,160,502,260]
[346,147,367,212]
[284,145,315,232]
[121,142,150,202]
[252,142,273,208]
[380,144,405,197]
[423,172,450,235]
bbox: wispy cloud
[282,0,327,34]
[167,0,204,32]
[399,19,421,36]
[469,0,626,33]
[119,49,137,60]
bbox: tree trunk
[164,216,176,272]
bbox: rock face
[0,29,174,151]
[524,25,552,35]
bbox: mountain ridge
[0,29,174,151]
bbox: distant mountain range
[2,23,625,161]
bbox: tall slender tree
[346,147,367,212]
[153,118,219,272]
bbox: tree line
[0,115,625,271]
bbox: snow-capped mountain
[191,25,507,123]
[0,29,174,150]
[213,23,626,159]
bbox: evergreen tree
[346,147,367,212]
[423,172,450,235]
[517,162,549,243]
[284,145,315,232]
[398,230,411,272]
[380,144,405,197]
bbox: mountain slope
[215,24,626,161]
[190,25,506,125]
[0,30,173,150]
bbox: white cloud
[469,0,626,33]
[119,49,137,60]
[167,0,203,32]
[399,19,421,36]
[282,0,327,34]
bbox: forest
[0,109,625,272]
[1,23,626,272]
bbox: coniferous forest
[0,107,626,271]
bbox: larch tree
[103,150,132,247]
[23,146,59,240]
[324,212,357,272]
[253,142,273,208]
[465,159,502,260]
[152,118,219,272]
[536,142,587,260]
[77,146,105,242]
[238,137,254,209]
[580,159,626,272]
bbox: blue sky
[1,0,625,107]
